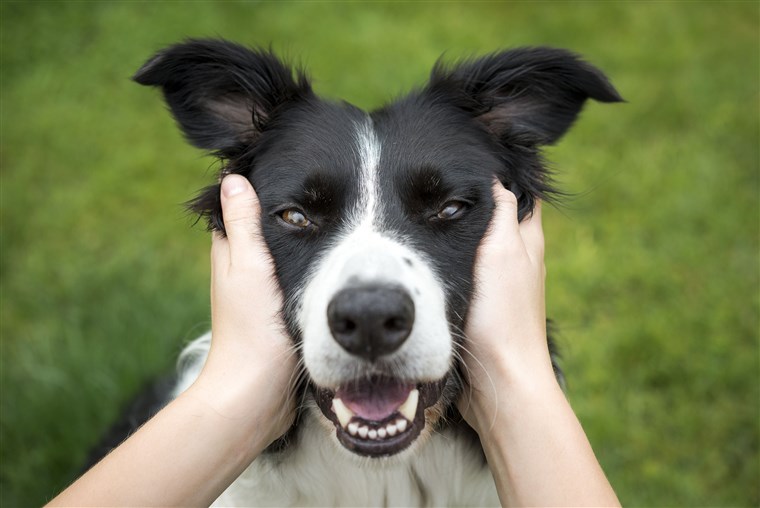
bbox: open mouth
[313,376,446,457]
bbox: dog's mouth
[313,376,446,457]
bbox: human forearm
[474,357,620,508]
[461,184,618,506]
[48,375,273,507]
[49,176,296,507]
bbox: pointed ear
[428,47,623,146]
[134,39,311,155]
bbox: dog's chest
[213,411,498,507]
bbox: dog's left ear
[428,48,622,218]
[428,47,623,146]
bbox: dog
[90,39,621,506]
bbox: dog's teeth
[398,389,419,421]
[332,398,354,428]
[350,421,409,440]
[335,391,415,440]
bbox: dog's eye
[280,209,312,228]
[435,201,467,220]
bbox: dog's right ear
[134,39,311,156]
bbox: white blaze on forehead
[353,119,381,229]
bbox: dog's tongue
[336,378,414,421]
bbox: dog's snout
[327,285,415,361]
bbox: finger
[519,200,545,263]
[481,181,522,252]
[219,175,262,264]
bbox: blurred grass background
[1,1,757,506]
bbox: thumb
[219,175,262,263]
[479,181,522,255]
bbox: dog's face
[135,40,620,458]
[252,101,500,456]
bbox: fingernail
[221,175,247,198]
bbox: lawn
[2,2,758,506]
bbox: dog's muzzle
[300,231,453,457]
[310,283,446,457]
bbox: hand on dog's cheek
[457,183,619,508]
[459,181,556,434]
[192,174,298,449]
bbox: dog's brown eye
[435,201,466,220]
[281,209,311,228]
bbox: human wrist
[187,359,293,452]
[465,335,560,436]
[470,368,566,452]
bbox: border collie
[95,40,621,506]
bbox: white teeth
[332,398,354,428]
[343,417,411,441]
[398,389,419,422]
[333,390,417,441]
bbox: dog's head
[135,40,621,458]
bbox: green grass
[1,2,758,506]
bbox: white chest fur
[214,409,498,507]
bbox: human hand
[456,183,620,507]
[193,174,298,446]
[459,181,556,435]
[49,176,300,506]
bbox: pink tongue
[336,379,414,421]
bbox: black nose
[327,285,415,361]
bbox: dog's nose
[327,285,415,361]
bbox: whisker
[453,341,499,433]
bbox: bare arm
[459,182,620,507]
[49,175,296,506]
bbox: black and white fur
[102,40,621,506]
